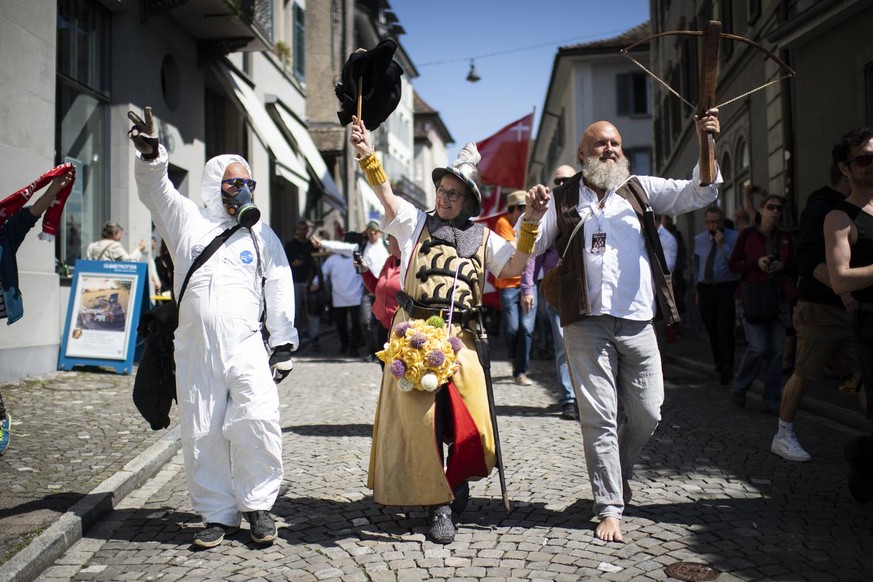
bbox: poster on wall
[58,260,148,375]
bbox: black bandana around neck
[425,213,484,258]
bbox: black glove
[269,344,294,384]
[127,107,160,160]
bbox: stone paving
[0,370,179,568]
[21,336,873,582]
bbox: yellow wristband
[516,221,539,255]
[358,151,387,186]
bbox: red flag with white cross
[476,113,533,191]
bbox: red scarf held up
[0,163,76,241]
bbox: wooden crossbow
[621,21,797,186]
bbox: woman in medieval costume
[350,117,549,544]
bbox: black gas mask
[221,181,261,228]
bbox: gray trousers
[564,315,664,520]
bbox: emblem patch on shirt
[240,250,254,264]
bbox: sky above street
[389,0,650,159]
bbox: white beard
[583,156,631,191]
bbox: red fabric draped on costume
[443,380,488,490]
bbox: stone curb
[0,427,181,582]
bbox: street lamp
[466,60,480,83]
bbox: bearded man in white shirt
[526,109,721,542]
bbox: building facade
[4,0,335,382]
[652,0,873,228]
[527,22,653,188]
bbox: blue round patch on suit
[240,250,254,264]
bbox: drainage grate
[665,562,720,581]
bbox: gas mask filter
[221,184,261,228]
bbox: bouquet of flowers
[377,316,463,392]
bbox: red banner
[476,113,533,190]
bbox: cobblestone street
[5,333,870,581]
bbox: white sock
[778,420,793,436]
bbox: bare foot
[623,478,632,505]
[595,517,623,542]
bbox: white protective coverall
[134,146,298,527]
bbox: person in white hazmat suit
[128,107,298,548]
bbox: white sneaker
[771,433,812,462]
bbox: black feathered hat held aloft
[335,38,404,130]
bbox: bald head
[577,121,629,193]
[578,121,623,163]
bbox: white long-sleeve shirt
[384,199,515,284]
[322,253,364,308]
[527,168,720,321]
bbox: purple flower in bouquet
[409,331,427,348]
[427,350,445,367]
[394,321,411,338]
[448,336,463,353]
[389,359,407,378]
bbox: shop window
[617,72,651,117]
[55,0,110,272]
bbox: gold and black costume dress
[367,226,497,506]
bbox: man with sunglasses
[494,190,537,385]
[824,127,873,502]
[128,107,298,548]
[770,162,855,463]
[553,164,576,188]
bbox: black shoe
[731,391,746,408]
[560,402,580,421]
[244,510,277,544]
[450,482,470,514]
[192,523,238,548]
[427,504,456,544]
[846,437,873,504]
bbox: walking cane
[472,282,511,512]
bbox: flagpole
[523,106,535,189]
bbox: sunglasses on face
[436,185,464,202]
[554,177,569,186]
[222,178,257,192]
[508,205,526,213]
[764,204,782,212]
[848,154,873,168]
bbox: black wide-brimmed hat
[335,39,404,131]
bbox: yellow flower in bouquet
[377,316,463,392]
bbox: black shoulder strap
[616,177,670,274]
[177,225,241,305]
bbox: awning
[357,176,384,223]
[215,64,310,200]
[268,100,347,213]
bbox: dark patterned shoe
[450,481,469,514]
[427,504,456,544]
[245,510,277,544]
[192,523,238,548]
[560,402,579,421]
